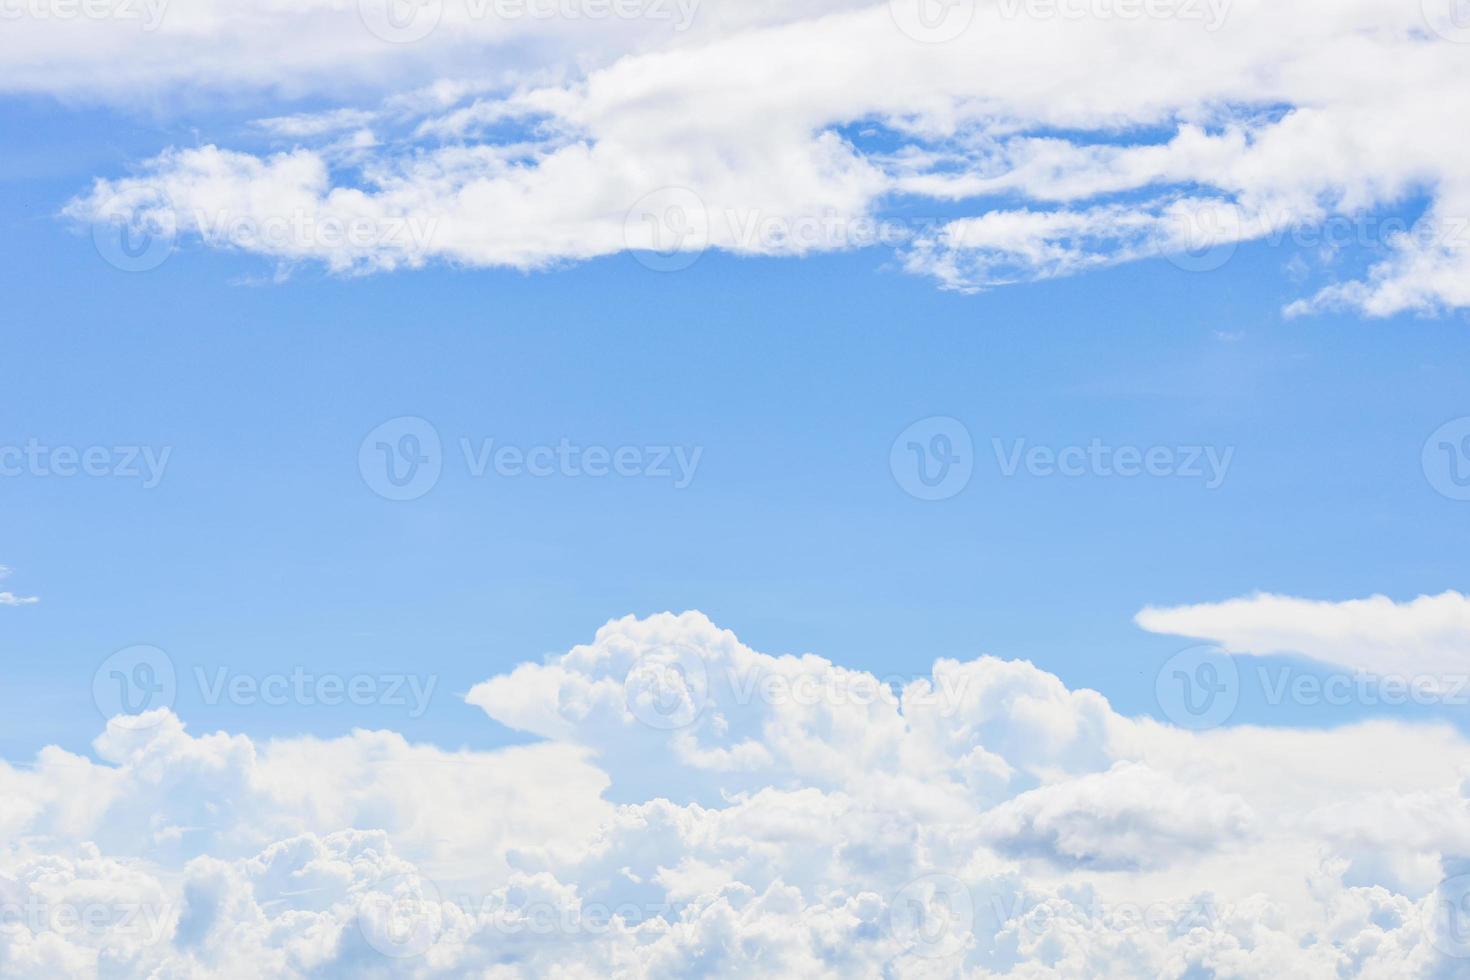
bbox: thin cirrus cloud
[1136,590,1470,679]
[4,611,1470,975]
[51,0,1470,316]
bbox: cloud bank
[43,0,1470,315]
[7,611,1470,976]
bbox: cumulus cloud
[975,762,1255,870]
[52,0,1470,315]
[6,611,1470,976]
[1136,590,1470,681]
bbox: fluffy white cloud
[6,611,1470,976]
[54,0,1470,315]
[1136,590,1470,681]
[975,762,1255,870]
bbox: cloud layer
[1137,590,1470,680]
[48,0,1470,315]
[7,611,1470,976]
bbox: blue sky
[5,93,1469,757]
[11,4,1470,977]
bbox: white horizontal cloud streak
[6,612,1470,976]
[0,0,859,99]
[57,0,1470,315]
[48,0,1470,314]
[0,564,39,605]
[1136,590,1470,679]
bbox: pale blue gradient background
[3,97,1469,758]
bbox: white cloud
[6,612,1470,975]
[1136,590,1470,680]
[975,761,1255,870]
[0,564,39,606]
[52,0,1470,315]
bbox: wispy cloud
[58,1,1470,317]
[1137,590,1470,679]
[0,564,39,605]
